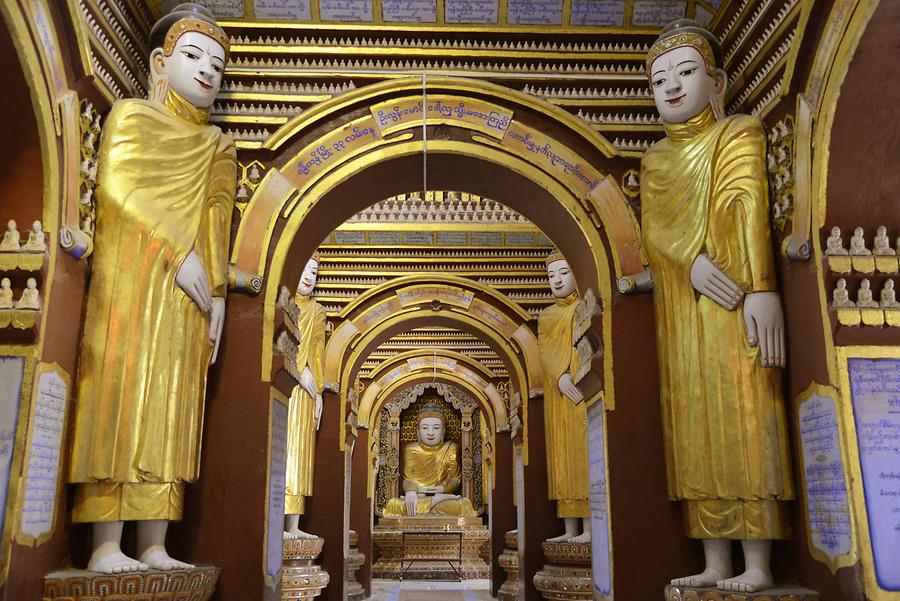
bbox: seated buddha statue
[383,404,477,517]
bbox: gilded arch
[358,348,507,432]
[237,76,647,415]
[324,275,540,390]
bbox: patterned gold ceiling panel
[315,191,549,380]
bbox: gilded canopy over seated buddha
[383,404,477,517]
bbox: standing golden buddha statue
[537,252,590,543]
[67,3,235,574]
[284,255,327,539]
[641,20,793,593]
[382,403,477,517]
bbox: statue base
[282,537,329,600]
[347,530,366,601]
[664,585,821,601]
[372,516,489,580]
[497,529,519,601]
[533,541,592,601]
[42,566,219,601]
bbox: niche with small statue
[0,219,47,334]
[374,386,484,517]
[824,225,900,330]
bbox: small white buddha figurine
[832,278,855,308]
[873,226,895,256]
[825,226,849,256]
[849,227,871,256]
[880,280,899,309]
[0,278,12,309]
[856,279,879,308]
[0,220,20,251]
[23,221,47,252]
[14,278,40,310]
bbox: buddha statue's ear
[709,68,728,121]
[149,48,168,104]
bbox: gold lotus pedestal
[282,537,330,600]
[497,529,519,601]
[372,516,490,580]
[42,567,219,601]
[348,530,366,601]
[663,585,821,601]
[533,541,592,601]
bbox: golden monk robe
[67,2,234,574]
[642,19,792,592]
[538,253,590,542]
[284,255,326,538]
[68,93,235,520]
[642,56,793,545]
[383,404,477,517]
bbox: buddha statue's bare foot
[139,546,195,571]
[88,548,149,574]
[570,531,592,544]
[717,569,773,592]
[671,567,729,588]
[284,527,317,540]
[546,531,575,543]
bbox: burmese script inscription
[20,367,69,543]
[0,358,24,540]
[848,358,900,590]
[798,392,852,564]
[266,399,289,581]
[570,0,625,26]
[588,402,612,597]
[445,0,498,23]
[507,0,562,24]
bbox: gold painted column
[460,405,475,501]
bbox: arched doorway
[179,74,688,601]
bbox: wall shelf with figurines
[824,224,898,274]
[0,219,48,271]
[0,218,46,334]
[830,276,900,328]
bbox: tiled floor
[369,578,494,601]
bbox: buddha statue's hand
[209,297,225,365]
[742,291,786,368]
[558,372,583,404]
[175,250,212,313]
[690,253,744,310]
[300,366,318,399]
[405,490,419,516]
[314,393,323,431]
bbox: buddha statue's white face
[650,46,724,124]
[417,417,445,447]
[152,31,226,109]
[296,258,319,297]
[547,259,576,299]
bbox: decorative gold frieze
[664,584,820,601]
[42,567,219,601]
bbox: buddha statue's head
[646,19,727,124]
[148,3,229,109]
[416,404,446,447]
[546,251,576,299]
[296,253,321,297]
[1,278,9,290]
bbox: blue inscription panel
[848,358,900,590]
